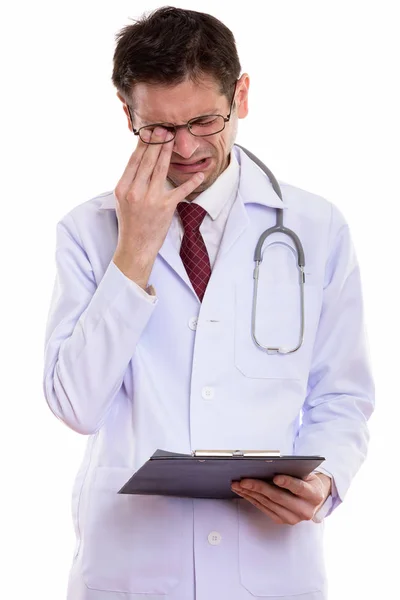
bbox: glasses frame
[126,81,238,145]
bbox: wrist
[113,251,153,289]
[314,472,332,501]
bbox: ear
[116,92,133,132]
[235,73,250,119]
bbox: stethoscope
[235,144,306,355]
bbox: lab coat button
[208,531,222,546]
[202,386,215,400]
[188,317,198,330]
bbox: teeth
[176,158,207,166]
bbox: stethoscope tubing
[234,144,306,354]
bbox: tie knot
[177,202,207,233]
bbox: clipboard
[118,449,325,499]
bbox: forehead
[132,76,226,124]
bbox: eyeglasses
[127,81,237,145]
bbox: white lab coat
[43,145,374,600]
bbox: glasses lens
[189,115,225,137]
[139,124,175,143]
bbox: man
[43,6,374,600]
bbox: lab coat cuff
[86,260,158,328]
[312,468,339,522]
[118,272,158,304]
[313,494,333,523]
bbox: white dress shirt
[169,151,240,268]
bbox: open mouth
[171,157,211,172]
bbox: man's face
[122,74,249,199]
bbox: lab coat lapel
[157,204,249,298]
[216,145,284,262]
[157,230,192,289]
[216,193,250,260]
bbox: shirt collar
[99,144,284,211]
[172,151,240,220]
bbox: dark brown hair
[112,6,241,105]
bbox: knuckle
[126,189,139,203]
[114,186,122,202]
[153,162,168,177]
[289,514,301,525]
[296,484,306,498]
[293,479,303,493]
[160,198,171,211]
[141,156,154,170]
[267,488,279,502]
[129,155,140,168]
[300,509,314,521]
[272,514,284,525]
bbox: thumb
[170,172,205,204]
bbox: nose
[172,127,201,159]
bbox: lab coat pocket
[238,502,325,596]
[234,277,321,380]
[82,466,190,594]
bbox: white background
[1,1,399,598]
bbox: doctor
[43,6,374,600]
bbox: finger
[238,489,309,525]
[147,135,176,193]
[240,478,285,500]
[235,491,285,525]
[272,474,316,502]
[114,136,150,201]
[239,479,313,518]
[169,172,205,205]
[133,127,170,192]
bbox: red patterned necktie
[177,202,211,302]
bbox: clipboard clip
[192,449,281,457]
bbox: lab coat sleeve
[294,205,375,516]
[43,213,157,435]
